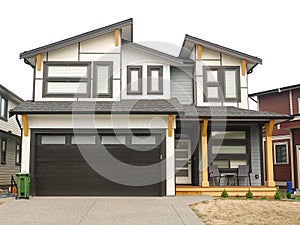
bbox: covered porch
[174,106,291,196]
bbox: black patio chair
[209,165,223,186]
[237,165,251,186]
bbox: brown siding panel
[292,89,300,115]
[259,92,290,114]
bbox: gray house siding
[170,67,194,104]
[0,131,21,187]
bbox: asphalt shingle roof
[9,99,183,116]
[10,99,292,121]
[183,105,292,119]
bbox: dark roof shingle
[9,99,183,116]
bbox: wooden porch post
[201,119,209,187]
[265,119,275,187]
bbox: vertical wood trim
[289,90,293,115]
[201,119,209,187]
[265,119,275,187]
[168,115,173,137]
[197,45,202,61]
[114,29,120,47]
[242,59,247,76]
[289,130,295,188]
[36,54,42,71]
[22,115,29,137]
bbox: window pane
[97,65,109,94]
[41,135,66,144]
[132,136,156,144]
[212,160,229,168]
[151,70,159,91]
[207,86,219,98]
[71,135,96,144]
[130,70,139,92]
[275,144,287,163]
[230,160,247,168]
[47,82,87,94]
[175,150,188,159]
[48,66,88,78]
[207,70,218,82]
[101,136,126,144]
[2,140,6,150]
[176,170,188,177]
[212,131,246,139]
[225,70,237,98]
[1,98,7,118]
[212,145,246,154]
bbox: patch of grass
[274,190,285,200]
[221,189,228,198]
[286,192,292,199]
[246,189,254,199]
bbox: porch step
[176,186,277,197]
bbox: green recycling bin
[16,172,30,199]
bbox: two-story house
[0,84,23,188]
[10,19,291,196]
[250,84,300,191]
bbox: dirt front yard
[191,199,300,225]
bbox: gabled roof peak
[20,18,133,59]
[180,34,262,65]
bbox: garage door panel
[105,145,161,163]
[34,132,165,196]
[36,177,162,196]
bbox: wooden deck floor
[176,185,277,197]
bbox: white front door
[297,145,300,189]
[175,139,192,184]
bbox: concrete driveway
[0,195,212,225]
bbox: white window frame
[274,142,289,165]
[0,96,8,121]
[93,61,113,98]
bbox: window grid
[204,66,240,102]
[274,142,288,164]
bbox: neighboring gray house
[0,84,23,188]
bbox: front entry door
[175,139,192,184]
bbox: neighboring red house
[250,84,300,190]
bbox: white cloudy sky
[0,0,299,101]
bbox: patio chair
[237,165,251,186]
[209,165,222,186]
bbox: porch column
[265,119,275,187]
[201,119,209,187]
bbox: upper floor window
[203,66,240,102]
[0,97,8,120]
[147,66,163,95]
[127,66,142,95]
[1,139,7,164]
[43,62,91,97]
[274,142,288,164]
[93,62,113,98]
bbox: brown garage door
[33,131,165,196]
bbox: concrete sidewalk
[0,195,212,225]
